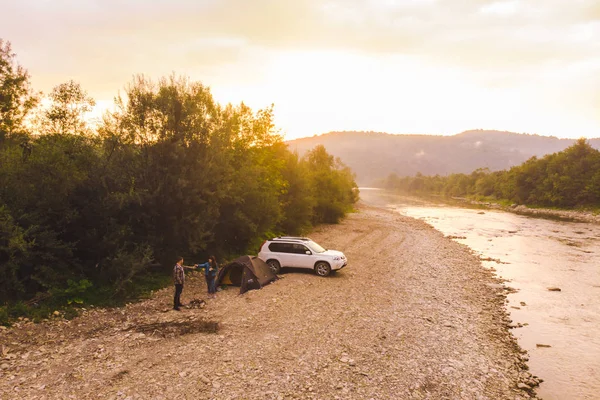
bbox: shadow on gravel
[279,268,348,279]
[126,320,219,337]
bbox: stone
[547,287,561,292]
[517,382,531,390]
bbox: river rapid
[360,189,600,400]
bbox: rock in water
[517,382,531,390]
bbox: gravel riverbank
[452,196,600,224]
[0,204,538,399]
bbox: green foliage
[278,151,314,234]
[304,145,359,224]
[41,80,96,135]
[0,306,8,326]
[50,279,93,305]
[0,45,359,322]
[381,138,600,209]
[0,39,39,140]
[0,204,32,299]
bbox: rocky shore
[452,197,600,224]
[0,204,538,399]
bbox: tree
[0,39,38,140]
[44,80,95,135]
[0,69,361,314]
[0,204,32,301]
[305,145,358,224]
[278,151,314,234]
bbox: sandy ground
[0,204,539,399]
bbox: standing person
[173,256,195,311]
[197,256,219,299]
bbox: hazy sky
[2,0,599,140]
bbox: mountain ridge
[286,130,600,185]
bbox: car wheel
[267,259,281,274]
[314,261,331,277]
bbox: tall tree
[305,145,358,224]
[43,80,95,135]
[0,39,38,140]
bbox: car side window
[281,243,296,253]
[293,244,310,254]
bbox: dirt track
[0,204,537,399]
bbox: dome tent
[216,255,277,294]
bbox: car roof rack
[272,236,312,241]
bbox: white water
[361,189,600,400]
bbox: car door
[290,243,314,269]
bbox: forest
[0,40,358,322]
[379,138,600,209]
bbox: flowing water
[360,189,600,400]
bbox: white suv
[258,237,347,277]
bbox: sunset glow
[2,0,599,140]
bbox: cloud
[4,1,597,58]
[479,1,520,15]
[1,0,599,102]
[4,1,599,61]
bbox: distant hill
[286,130,600,185]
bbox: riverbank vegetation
[0,40,358,324]
[379,138,600,210]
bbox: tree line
[0,39,358,317]
[379,138,600,209]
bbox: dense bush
[0,40,358,317]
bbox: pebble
[199,376,210,385]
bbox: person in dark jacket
[173,256,196,311]
[196,255,219,299]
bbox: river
[360,189,600,400]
